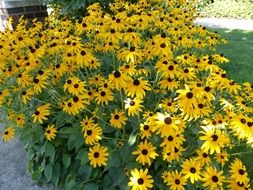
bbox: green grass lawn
[213,29,253,84]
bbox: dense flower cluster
[0,0,253,189]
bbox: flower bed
[0,0,253,189]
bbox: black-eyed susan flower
[167,170,187,190]
[15,114,26,127]
[109,109,127,129]
[83,124,102,145]
[125,77,151,99]
[196,149,211,166]
[139,122,153,139]
[128,168,153,190]
[202,166,225,190]
[162,146,185,163]
[181,158,202,184]
[45,124,57,141]
[32,76,48,94]
[88,144,109,168]
[108,70,130,90]
[215,151,229,167]
[94,88,114,105]
[160,129,185,150]
[229,158,250,184]
[199,125,230,154]
[80,116,96,132]
[227,177,251,190]
[153,113,179,138]
[2,127,15,142]
[132,140,158,166]
[32,103,51,124]
[124,97,143,116]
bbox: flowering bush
[1,0,253,189]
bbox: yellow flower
[32,103,51,124]
[181,158,202,184]
[128,168,153,190]
[45,125,57,141]
[202,166,225,190]
[199,125,230,154]
[110,109,128,129]
[125,77,151,99]
[132,140,158,166]
[2,127,15,142]
[88,144,109,168]
[124,97,144,116]
[83,124,102,145]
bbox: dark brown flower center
[211,134,218,141]
[46,130,51,134]
[198,104,204,109]
[4,131,9,135]
[114,115,119,119]
[144,125,149,130]
[137,178,144,185]
[212,176,218,182]
[167,135,173,141]
[168,65,174,70]
[129,101,135,106]
[87,130,92,136]
[35,111,40,115]
[73,96,79,102]
[33,78,39,84]
[142,149,148,155]
[114,71,121,78]
[94,152,99,158]
[81,50,86,56]
[184,68,189,73]
[175,179,180,185]
[240,118,246,124]
[204,86,211,92]
[100,91,106,96]
[186,92,193,99]
[133,79,140,86]
[239,169,245,175]
[160,43,166,48]
[190,167,196,173]
[164,117,172,125]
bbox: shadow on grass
[213,29,253,84]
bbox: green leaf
[107,150,121,168]
[44,163,53,181]
[128,133,137,146]
[26,149,35,160]
[44,142,55,162]
[78,165,92,181]
[31,167,43,180]
[83,183,98,190]
[119,143,134,163]
[76,149,89,165]
[108,167,126,187]
[55,111,67,128]
[51,163,60,187]
[65,179,76,190]
[63,154,71,168]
